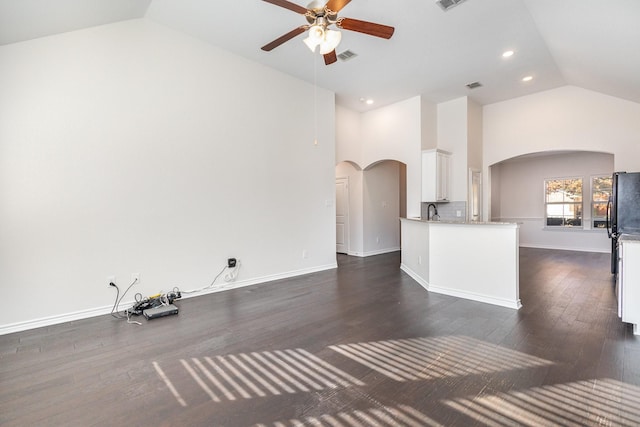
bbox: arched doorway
[336,159,407,256]
[489,150,613,252]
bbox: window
[545,177,583,227]
[592,175,612,229]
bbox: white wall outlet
[418,255,422,265]
[107,276,116,287]
[376,236,380,244]
[302,249,308,259]
[456,210,462,217]
[131,273,140,284]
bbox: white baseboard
[400,264,429,289]
[348,247,401,258]
[400,263,522,310]
[519,243,609,254]
[180,263,338,299]
[427,284,522,310]
[0,262,338,336]
[0,305,119,336]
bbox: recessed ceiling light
[522,75,533,82]
[360,98,374,105]
[502,50,514,58]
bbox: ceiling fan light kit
[302,22,341,54]
[261,0,394,65]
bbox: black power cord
[109,277,139,322]
[109,260,237,324]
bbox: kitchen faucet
[427,203,439,221]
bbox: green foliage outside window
[592,176,612,228]
[545,178,583,227]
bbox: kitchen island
[400,217,521,309]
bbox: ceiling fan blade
[324,0,351,13]
[262,0,309,14]
[337,17,395,39]
[261,26,308,51]
[323,50,338,65]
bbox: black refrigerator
[607,172,640,274]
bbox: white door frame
[468,168,482,221]
[336,177,350,254]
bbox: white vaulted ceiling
[1,0,639,111]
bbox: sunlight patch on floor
[253,404,442,427]
[442,378,640,426]
[329,335,553,381]
[153,348,364,406]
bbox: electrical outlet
[131,273,140,284]
[107,276,116,287]
[227,258,237,268]
[302,249,308,259]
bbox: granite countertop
[402,217,517,226]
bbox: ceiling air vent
[436,0,467,12]
[338,50,358,62]
[466,81,482,89]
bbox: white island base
[400,218,521,309]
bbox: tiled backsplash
[421,201,467,222]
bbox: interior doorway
[336,160,407,257]
[336,177,349,254]
[469,168,482,221]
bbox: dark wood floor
[2,248,640,426]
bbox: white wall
[360,96,422,218]
[337,86,640,255]
[421,98,438,150]
[484,86,640,174]
[363,161,401,255]
[483,86,640,250]
[492,151,613,252]
[0,19,337,332]
[437,97,468,202]
[467,99,483,172]
[336,96,425,257]
[491,164,501,218]
[335,105,362,167]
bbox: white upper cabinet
[422,149,451,202]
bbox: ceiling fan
[261,0,395,65]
